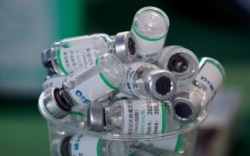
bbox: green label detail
[56,49,68,75]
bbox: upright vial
[171,57,225,124]
[51,134,129,156]
[42,31,137,75]
[119,62,176,101]
[131,6,169,62]
[43,53,125,119]
[156,45,199,84]
[88,98,173,135]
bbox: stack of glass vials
[38,6,225,156]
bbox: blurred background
[0,0,249,155]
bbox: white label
[131,28,165,62]
[42,75,66,92]
[58,45,97,74]
[121,99,166,134]
[69,73,115,105]
[195,60,223,96]
[71,134,101,156]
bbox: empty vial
[156,45,199,84]
[171,57,225,124]
[51,134,129,156]
[88,98,173,135]
[119,62,176,101]
[131,6,169,62]
[42,31,137,75]
[43,53,125,119]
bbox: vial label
[69,72,116,105]
[121,99,166,134]
[56,46,97,75]
[131,26,166,62]
[195,60,223,95]
[71,134,101,156]
[122,62,146,97]
[42,76,65,92]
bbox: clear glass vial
[43,73,66,92]
[43,53,125,119]
[88,98,173,135]
[51,134,129,156]
[119,62,177,101]
[171,57,225,124]
[156,45,199,84]
[131,6,169,62]
[41,31,137,75]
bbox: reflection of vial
[51,134,129,156]
[156,45,199,84]
[172,57,225,123]
[131,6,169,62]
[42,31,137,75]
[43,53,125,119]
[120,62,176,101]
[88,98,173,134]
[134,129,197,156]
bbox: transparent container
[38,90,208,141]
[46,116,198,156]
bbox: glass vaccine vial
[51,134,129,156]
[43,53,125,119]
[131,6,169,62]
[156,45,199,84]
[88,98,173,135]
[42,31,137,75]
[171,57,225,124]
[120,62,177,101]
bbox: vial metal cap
[172,92,202,124]
[145,70,177,101]
[51,135,72,156]
[114,31,138,63]
[88,102,104,131]
[161,45,199,82]
[41,48,53,67]
[43,88,70,119]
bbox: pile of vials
[39,6,225,156]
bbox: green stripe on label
[99,72,117,89]
[161,101,166,133]
[96,57,117,89]
[207,60,225,78]
[56,49,68,75]
[70,111,84,117]
[96,139,102,156]
[174,134,183,152]
[132,25,166,41]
